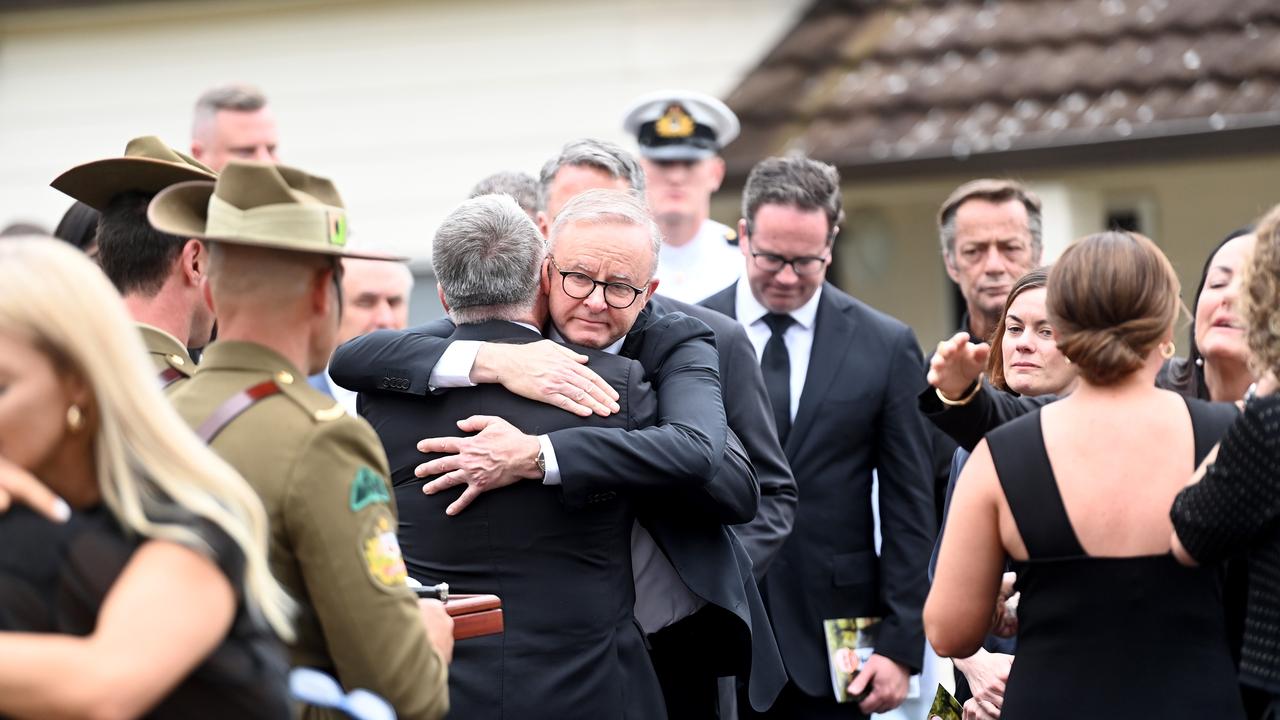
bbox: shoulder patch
[360,511,408,591]
[350,466,391,512]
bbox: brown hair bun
[1048,231,1180,386]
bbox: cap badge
[655,103,696,139]
[327,211,348,247]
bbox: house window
[1106,209,1142,233]
[1103,193,1156,237]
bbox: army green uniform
[137,323,194,392]
[169,341,448,720]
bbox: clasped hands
[416,341,620,515]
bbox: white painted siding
[0,0,806,267]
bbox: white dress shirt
[656,218,744,304]
[734,278,824,421]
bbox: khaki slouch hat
[148,160,401,261]
[51,135,216,210]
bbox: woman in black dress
[0,237,294,718]
[926,230,1245,719]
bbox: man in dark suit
[338,138,797,579]
[699,157,935,719]
[332,175,787,717]
[365,192,669,718]
[536,138,798,579]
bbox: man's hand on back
[473,340,619,417]
[416,416,543,515]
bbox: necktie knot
[763,313,794,336]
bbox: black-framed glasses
[549,257,648,309]
[746,237,829,276]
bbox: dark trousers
[648,607,744,720]
[739,679,864,720]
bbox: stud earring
[66,404,84,432]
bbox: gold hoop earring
[1160,342,1176,360]
[66,404,84,432]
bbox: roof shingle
[723,0,1280,176]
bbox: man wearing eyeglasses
[331,181,788,718]
[700,157,935,720]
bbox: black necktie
[761,313,795,445]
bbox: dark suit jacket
[702,281,936,697]
[361,320,665,720]
[330,308,787,711]
[621,301,789,711]
[333,312,739,507]
[644,294,799,578]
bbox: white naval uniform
[656,218,744,304]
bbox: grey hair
[469,171,539,216]
[537,138,646,212]
[192,83,268,134]
[549,189,662,276]
[937,178,1043,262]
[433,194,545,324]
[742,156,845,241]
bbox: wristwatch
[535,449,546,477]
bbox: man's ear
[436,283,451,314]
[708,157,726,192]
[539,258,552,295]
[737,219,750,257]
[190,141,205,163]
[646,278,660,300]
[180,239,206,287]
[943,253,961,284]
[536,211,551,239]
[312,266,335,316]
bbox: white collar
[735,279,823,330]
[549,325,625,355]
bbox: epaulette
[273,370,347,423]
[724,227,739,247]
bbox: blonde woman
[0,237,293,719]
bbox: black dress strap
[987,410,1086,558]
[1182,397,1238,466]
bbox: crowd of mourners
[0,83,1277,720]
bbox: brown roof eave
[723,112,1280,184]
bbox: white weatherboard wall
[0,0,806,267]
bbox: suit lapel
[786,285,856,457]
[698,282,738,319]
[619,303,655,359]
